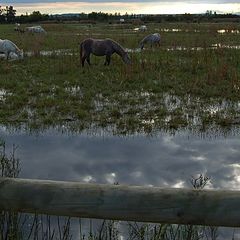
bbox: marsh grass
[1,23,240,134]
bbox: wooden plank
[0,178,239,227]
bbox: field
[1,22,240,134]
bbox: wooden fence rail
[0,178,239,227]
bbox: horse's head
[17,49,24,60]
[123,52,131,65]
[139,42,144,50]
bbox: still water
[1,127,240,190]
[1,127,240,239]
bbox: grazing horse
[139,25,147,32]
[0,39,23,60]
[80,38,131,67]
[25,26,47,34]
[140,33,161,50]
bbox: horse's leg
[81,52,89,67]
[81,55,86,67]
[6,52,9,60]
[104,55,111,66]
[86,54,91,65]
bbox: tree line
[0,5,240,24]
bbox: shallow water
[1,126,240,239]
[1,127,240,189]
[1,127,240,238]
[0,89,8,101]
[217,29,240,34]
[160,28,240,34]
[22,43,240,58]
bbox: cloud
[1,1,239,15]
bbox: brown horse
[80,38,131,67]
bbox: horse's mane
[107,39,126,56]
[141,34,152,43]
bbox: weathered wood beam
[0,178,239,227]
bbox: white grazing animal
[139,25,147,32]
[0,39,24,60]
[25,26,47,34]
[140,33,161,50]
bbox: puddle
[25,49,74,57]
[1,128,240,239]
[133,27,139,31]
[25,48,142,56]
[161,28,183,32]
[125,48,141,53]
[65,86,83,96]
[0,89,7,101]
[159,28,239,34]
[12,43,240,60]
[160,28,200,33]
[1,128,240,189]
[93,91,240,134]
[217,29,240,34]
[211,43,240,49]
[2,92,240,238]
[166,44,240,51]
[0,89,12,101]
[126,44,240,52]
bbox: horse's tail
[79,42,83,66]
[140,35,149,50]
[139,40,144,50]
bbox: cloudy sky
[1,0,240,15]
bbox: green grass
[1,22,240,134]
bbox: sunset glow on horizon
[1,1,240,16]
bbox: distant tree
[5,5,16,22]
[14,10,49,23]
[28,11,42,22]
[88,12,109,21]
[0,6,5,22]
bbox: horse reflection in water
[80,38,131,67]
[140,33,161,50]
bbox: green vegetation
[1,22,240,134]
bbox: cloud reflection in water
[1,129,240,191]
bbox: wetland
[1,22,240,239]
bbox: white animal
[14,23,20,31]
[140,33,161,50]
[139,25,147,32]
[0,39,24,60]
[14,23,25,33]
[25,26,47,34]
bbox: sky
[1,0,240,15]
